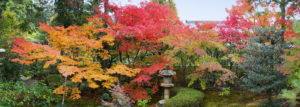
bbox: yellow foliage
[58,65,82,77]
[53,85,81,100]
[43,60,57,68]
[53,85,65,95]
[70,87,81,100]
[264,41,271,45]
[107,63,141,77]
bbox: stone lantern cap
[159,64,176,77]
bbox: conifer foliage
[241,27,287,103]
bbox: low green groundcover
[163,87,204,107]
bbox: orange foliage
[11,19,140,99]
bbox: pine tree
[53,0,100,27]
[241,27,287,103]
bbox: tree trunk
[119,50,123,63]
[104,0,109,14]
[279,1,287,43]
[267,90,272,104]
[62,76,67,105]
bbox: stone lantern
[0,48,5,66]
[158,64,176,106]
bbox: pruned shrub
[163,87,204,107]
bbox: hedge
[163,87,204,107]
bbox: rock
[23,79,38,88]
[156,100,165,107]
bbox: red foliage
[142,63,166,75]
[217,8,252,48]
[11,36,60,65]
[131,73,152,86]
[152,83,159,94]
[123,84,149,101]
[92,1,179,52]
[194,62,236,86]
[129,55,172,100]
[131,62,166,86]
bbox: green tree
[0,6,24,82]
[0,6,20,47]
[241,27,287,104]
[53,0,100,27]
[0,1,47,81]
[0,0,41,31]
[154,0,176,10]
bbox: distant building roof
[185,20,223,27]
[185,20,223,24]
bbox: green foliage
[0,50,23,82]
[241,27,287,102]
[56,103,68,107]
[155,0,176,10]
[137,97,151,107]
[163,88,204,107]
[0,6,20,47]
[280,89,297,105]
[46,74,64,89]
[0,0,43,31]
[186,69,233,90]
[53,0,100,27]
[259,99,287,107]
[102,93,110,101]
[293,20,300,33]
[278,38,300,106]
[0,81,60,106]
[0,0,48,82]
[187,76,206,90]
[219,87,231,96]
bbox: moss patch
[203,90,267,107]
[163,87,204,107]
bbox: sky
[112,0,238,21]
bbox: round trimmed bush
[163,87,204,107]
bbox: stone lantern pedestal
[0,48,5,66]
[157,64,176,107]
